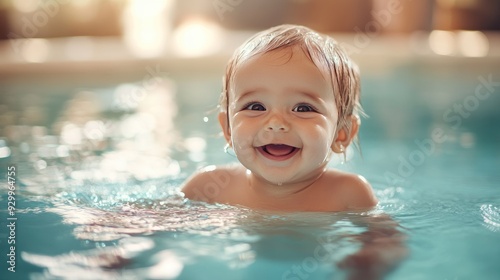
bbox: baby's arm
[337,214,408,280]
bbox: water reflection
[22,192,407,280]
[481,204,500,232]
[3,76,181,195]
[22,237,184,280]
[0,139,11,158]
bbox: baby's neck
[245,168,326,198]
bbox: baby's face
[225,47,339,185]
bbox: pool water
[1,60,500,280]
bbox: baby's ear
[331,115,360,152]
[218,111,232,145]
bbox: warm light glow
[123,0,175,58]
[128,0,169,17]
[437,0,478,8]
[12,0,40,13]
[172,18,224,57]
[429,30,456,56]
[429,30,489,57]
[21,38,50,63]
[457,30,489,57]
[64,36,94,61]
[70,0,95,8]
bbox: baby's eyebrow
[233,87,326,104]
[233,89,263,103]
[290,89,324,103]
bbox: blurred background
[1,0,499,68]
[2,0,500,39]
[0,0,499,181]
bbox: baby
[182,24,377,212]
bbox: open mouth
[257,144,299,161]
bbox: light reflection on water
[21,195,398,280]
[11,161,408,280]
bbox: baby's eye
[293,104,316,112]
[244,102,266,111]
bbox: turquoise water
[1,63,500,279]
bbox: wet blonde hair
[220,24,363,141]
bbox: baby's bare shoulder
[322,170,378,210]
[181,164,244,203]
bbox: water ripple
[480,204,500,232]
[22,237,183,280]
[47,195,255,242]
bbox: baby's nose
[265,114,289,132]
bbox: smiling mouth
[257,144,299,161]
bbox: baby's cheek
[304,130,332,159]
[231,126,254,157]
[234,140,253,159]
[309,145,331,162]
